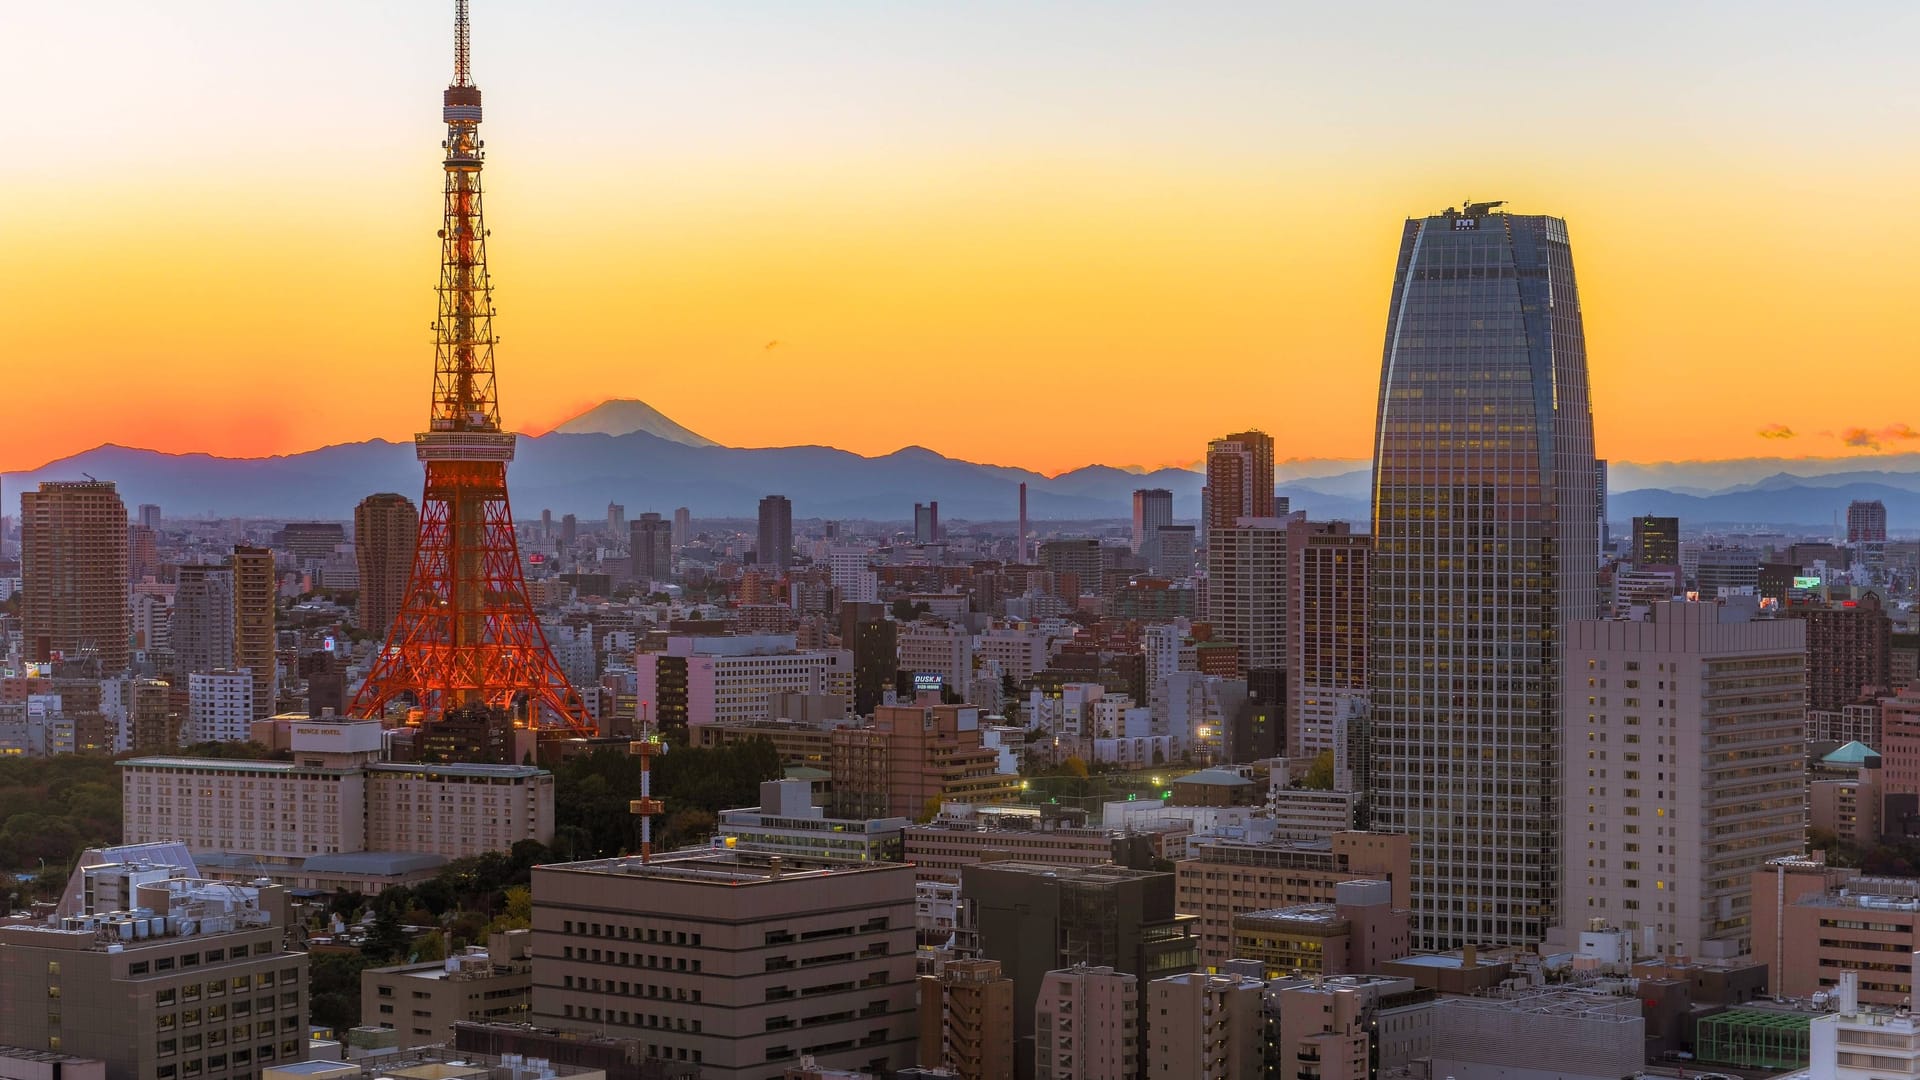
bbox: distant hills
[6,398,1919,528]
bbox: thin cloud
[1837,423,1920,451]
[1756,424,1796,440]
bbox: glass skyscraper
[1369,203,1599,949]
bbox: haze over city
[3,1,1917,474]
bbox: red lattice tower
[350,0,595,734]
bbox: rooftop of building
[265,1046,606,1080]
[1823,740,1882,766]
[1235,903,1348,928]
[540,848,909,887]
[0,1045,105,1065]
[961,860,1166,884]
[118,756,544,780]
[1433,987,1643,1022]
[1171,767,1255,787]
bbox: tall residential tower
[1368,204,1600,949]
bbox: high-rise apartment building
[631,512,673,584]
[1203,432,1275,533]
[1368,204,1600,949]
[915,502,941,544]
[230,545,276,720]
[1789,593,1893,712]
[354,493,419,642]
[1288,521,1370,759]
[918,958,1015,1080]
[1034,965,1138,1080]
[170,566,235,677]
[138,503,162,531]
[1559,600,1806,960]
[1149,525,1196,579]
[1131,489,1173,558]
[128,523,159,582]
[1631,516,1680,567]
[672,506,692,548]
[897,620,973,693]
[757,495,793,571]
[128,677,182,754]
[606,501,626,537]
[1144,972,1264,1080]
[185,669,255,744]
[1204,520,1287,676]
[20,480,129,672]
[1849,499,1889,545]
[531,850,919,1078]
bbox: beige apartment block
[1174,831,1411,968]
[1144,972,1264,1080]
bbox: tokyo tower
[350,0,596,735]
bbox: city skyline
[4,2,1918,475]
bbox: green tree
[1302,750,1335,791]
[409,930,447,963]
[308,952,371,1034]
[365,905,408,963]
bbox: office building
[829,702,1021,820]
[962,862,1197,1078]
[0,861,308,1080]
[1560,600,1806,960]
[829,547,878,605]
[1131,490,1172,558]
[1174,832,1411,968]
[530,850,919,1078]
[903,807,1150,885]
[185,669,254,744]
[917,958,1014,1080]
[170,566,235,678]
[1288,522,1370,759]
[1697,547,1761,598]
[1227,879,1409,979]
[718,779,908,862]
[1034,965,1137,1080]
[758,495,793,571]
[1789,593,1893,713]
[278,522,345,561]
[897,620,973,694]
[605,501,626,537]
[1849,499,1890,545]
[1038,540,1103,599]
[1148,525,1195,580]
[1203,432,1274,533]
[1630,515,1680,568]
[230,546,276,721]
[1144,972,1263,1080]
[916,502,941,544]
[629,513,673,585]
[1753,856,1920,1006]
[1204,520,1286,676]
[360,930,533,1047]
[354,493,419,642]
[636,635,851,735]
[671,506,691,548]
[19,480,129,672]
[1369,204,1600,949]
[840,602,896,716]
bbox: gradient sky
[3,1,1917,475]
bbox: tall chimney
[1018,483,1029,563]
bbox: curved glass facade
[1368,208,1598,949]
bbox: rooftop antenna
[452,0,472,87]
[628,702,665,864]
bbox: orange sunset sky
[2,2,1917,475]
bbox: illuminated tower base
[350,432,595,733]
